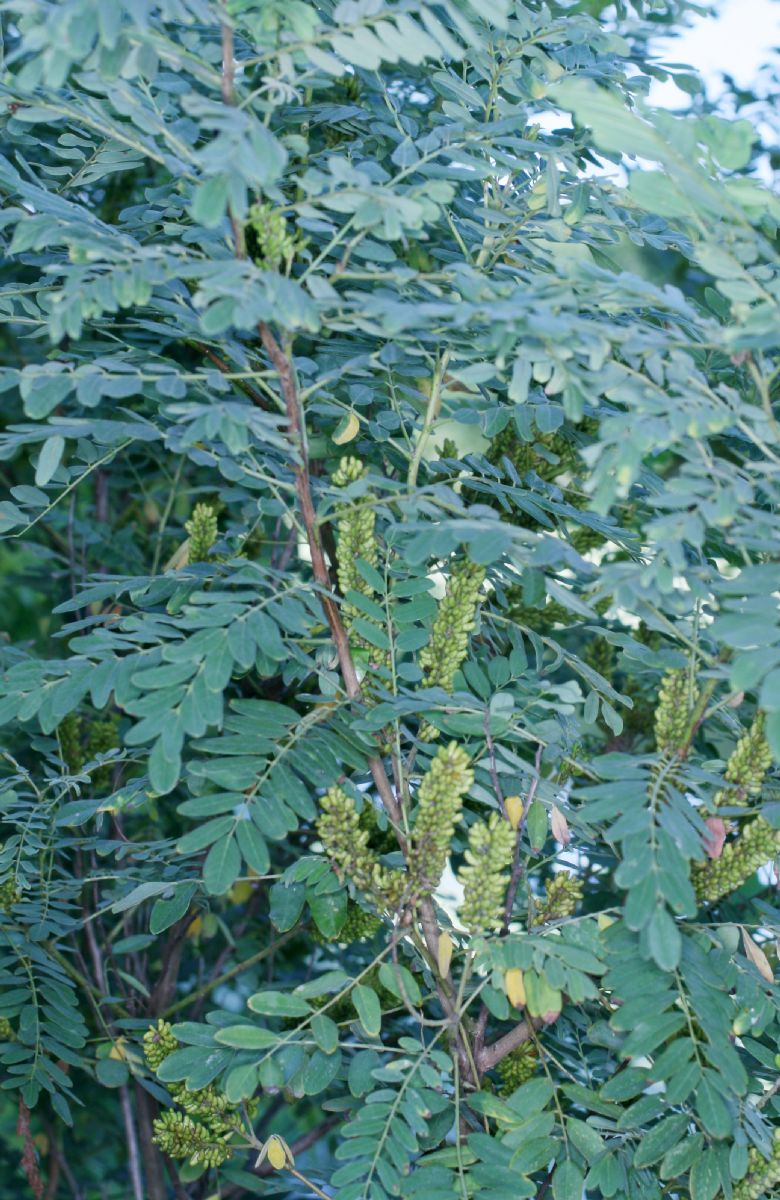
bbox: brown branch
[133,1084,167,1200]
[17,1099,45,1200]
[257,320,403,829]
[478,1015,542,1072]
[188,340,270,411]
[501,743,543,934]
[41,1118,84,1200]
[119,1085,145,1200]
[256,321,480,1088]
[220,23,246,257]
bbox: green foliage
[1,1,780,1197]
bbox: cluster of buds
[247,202,299,271]
[457,813,515,932]
[0,1017,15,1041]
[569,525,606,556]
[654,668,697,754]
[0,876,20,912]
[58,712,84,774]
[420,558,485,693]
[144,1020,242,1169]
[316,786,403,907]
[314,901,382,944]
[332,457,386,660]
[489,425,581,486]
[335,903,382,943]
[59,711,120,789]
[143,1019,180,1071]
[692,817,779,904]
[733,1129,780,1200]
[530,872,584,926]
[185,503,219,564]
[713,716,773,808]
[152,1110,232,1169]
[583,637,615,685]
[408,742,474,895]
[497,1042,539,1095]
[506,592,570,633]
[419,558,484,739]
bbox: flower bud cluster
[654,668,697,754]
[408,742,474,895]
[420,559,484,694]
[693,817,780,904]
[497,1043,539,1095]
[316,786,403,907]
[0,876,20,912]
[0,1017,15,1041]
[143,1019,180,1071]
[247,202,298,271]
[58,712,119,789]
[531,872,584,926]
[714,716,773,808]
[185,503,219,564]
[332,457,385,657]
[59,712,84,774]
[152,1110,232,1169]
[144,1020,242,1169]
[733,1130,780,1200]
[457,813,515,932]
[315,901,382,944]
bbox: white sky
[649,0,780,106]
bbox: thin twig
[119,1086,144,1200]
[220,24,246,257]
[501,743,543,933]
[408,350,450,489]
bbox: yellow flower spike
[266,1135,292,1171]
[505,968,526,1008]
[505,795,524,831]
[437,931,454,978]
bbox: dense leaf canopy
[1,2,780,1198]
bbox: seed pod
[457,813,515,932]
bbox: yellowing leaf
[437,931,453,978]
[598,914,615,931]
[266,1135,289,1171]
[741,928,774,984]
[505,968,526,1008]
[109,1038,126,1061]
[332,411,360,445]
[228,880,254,905]
[551,804,571,846]
[505,795,524,831]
